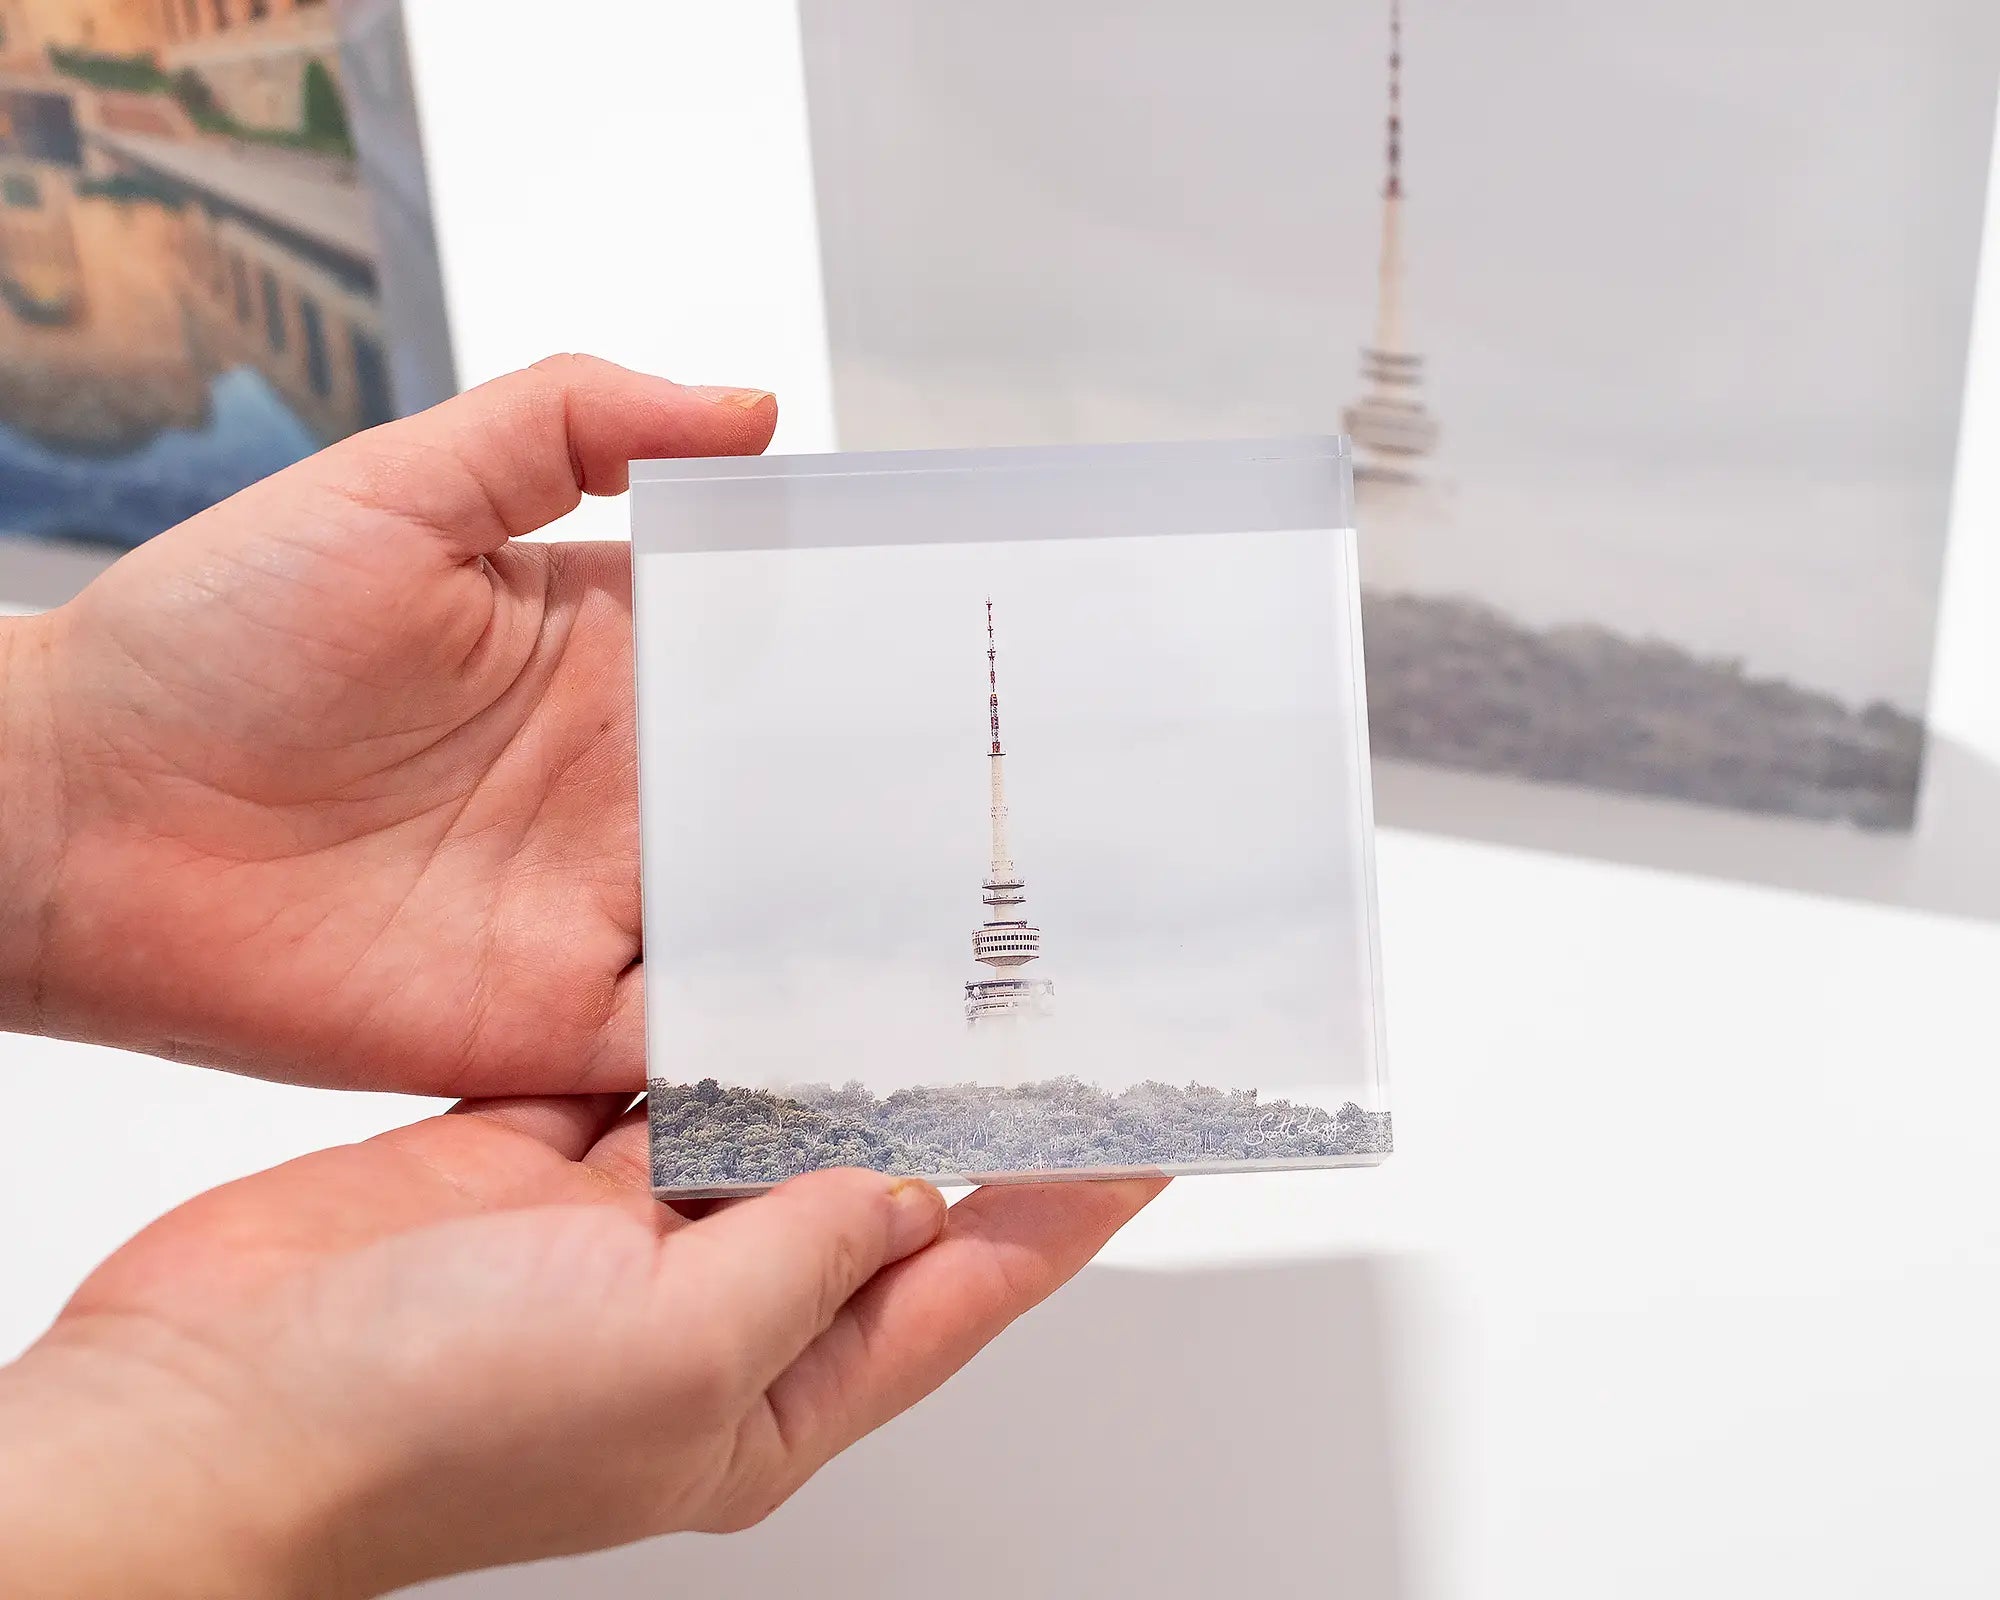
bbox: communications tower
[964,600,1054,1026]
[1342,0,1441,483]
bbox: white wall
[4,4,1998,1596]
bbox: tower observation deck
[965,600,1055,1026]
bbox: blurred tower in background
[964,600,1054,1027]
[1343,0,1441,491]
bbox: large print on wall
[0,0,453,596]
[797,0,1999,836]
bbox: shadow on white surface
[418,1256,1420,1600]
[1375,734,2000,924]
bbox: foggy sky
[635,529,1385,1102]
[798,0,2000,708]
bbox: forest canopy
[648,1075,1391,1190]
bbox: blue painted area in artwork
[0,366,318,550]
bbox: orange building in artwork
[0,0,166,60]
[174,191,393,444]
[0,1,33,66]
[0,145,390,455]
[0,156,209,454]
[159,0,343,135]
[0,0,385,461]
[0,1,344,140]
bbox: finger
[300,353,777,560]
[580,1105,654,1188]
[73,1100,660,1310]
[568,963,647,1096]
[657,1169,949,1399]
[448,1093,640,1160]
[579,1110,717,1227]
[375,1094,642,1204]
[762,1177,1165,1470]
[370,1104,668,1235]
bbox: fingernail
[886,1177,946,1258]
[684,384,774,411]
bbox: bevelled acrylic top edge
[630,434,1350,485]
[630,434,1353,555]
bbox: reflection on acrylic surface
[0,0,438,552]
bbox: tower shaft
[986,598,1013,877]
[989,751,1012,876]
[1371,193,1405,357]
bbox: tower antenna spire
[1385,0,1403,202]
[987,597,1003,757]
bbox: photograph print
[795,0,2000,841]
[635,483,1389,1197]
[0,0,453,594]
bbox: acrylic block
[631,437,1388,1198]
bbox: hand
[0,356,774,1093]
[0,1098,1166,1598]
